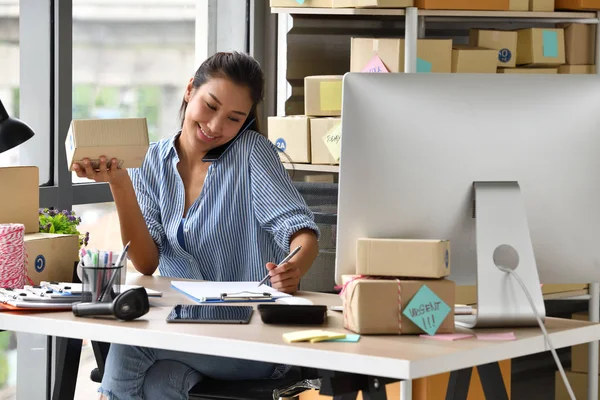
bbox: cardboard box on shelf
[469,30,518,68]
[341,275,455,335]
[270,0,413,7]
[304,76,343,117]
[529,0,554,11]
[310,117,341,165]
[267,116,312,164]
[558,65,596,74]
[555,0,600,10]
[350,38,452,73]
[451,46,498,73]
[356,238,450,278]
[65,118,150,172]
[557,23,596,65]
[0,166,39,233]
[498,67,558,73]
[516,28,565,66]
[25,233,79,285]
[555,370,598,400]
[509,0,529,10]
[299,359,511,399]
[415,0,509,9]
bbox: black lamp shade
[0,99,35,154]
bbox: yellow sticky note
[322,122,342,162]
[319,81,342,111]
[283,330,345,343]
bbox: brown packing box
[270,0,413,7]
[304,76,343,117]
[529,0,554,11]
[516,28,565,66]
[310,117,340,165]
[0,166,39,233]
[267,116,311,164]
[571,311,596,373]
[498,67,557,73]
[65,118,150,172]
[451,46,498,73]
[558,65,596,74]
[555,370,598,399]
[510,0,529,10]
[557,23,596,65]
[555,0,600,10]
[25,233,79,285]
[342,275,455,335]
[356,238,450,278]
[416,0,509,9]
[457,283,588,305]
[350,38,452,73]
[469,30,518,68]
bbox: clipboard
[170,281,290,304]
[207,291,274,303]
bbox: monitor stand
[455,181,546,329]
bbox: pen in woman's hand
[257,245,303,287]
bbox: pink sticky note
[476,332,516,341]
[361,55,389,73]
[419,333,474,341]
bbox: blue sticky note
[542,30,558,58]
[323,334,361,343]
[296,0,305,3]
[403,285,451,336]
[416,58,432,73]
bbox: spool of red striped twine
[0,223,31,289]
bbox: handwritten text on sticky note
[403,285,451,336]
[362,55,389,73]
[319,81,343,112]
[322,122,342,162]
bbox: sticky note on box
[65,118,150,171]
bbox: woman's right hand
[73,157,130,185]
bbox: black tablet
[166,305,253,324]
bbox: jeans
[98,344,289,400]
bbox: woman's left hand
[265,261,301,294]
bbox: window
[0,1,20,169]
[72,0,196,183]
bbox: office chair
[89,182,339,399]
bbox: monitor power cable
[496,265,576,400]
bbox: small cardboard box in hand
[341,275,455,335]
[65,118,150,171]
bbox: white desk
[2,275,600,398]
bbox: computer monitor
[335,73,600,328]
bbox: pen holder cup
[80,264,123,303]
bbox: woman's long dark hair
[178,51,264,133]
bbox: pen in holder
[80,263,123,303]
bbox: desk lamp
[0,98,35,154]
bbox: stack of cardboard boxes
[340,238,455,335]
[0,167,79,286]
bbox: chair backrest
[293,182,338,293]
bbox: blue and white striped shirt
[128,130,319,281]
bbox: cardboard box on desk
[350,38,452,73]
[0,166,40,233]
[341,275,455,335]
[267,116,311,164]
[304,76,343,117]
[516,28,565,66]
[25,233,80,285]
[65,118,150,172]
[451,46,498,73]
[356,238,450,278]
[469,30,518,68]
[557,23,596,65]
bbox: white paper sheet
[171,281,292,302]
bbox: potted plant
[38,208,90,248]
